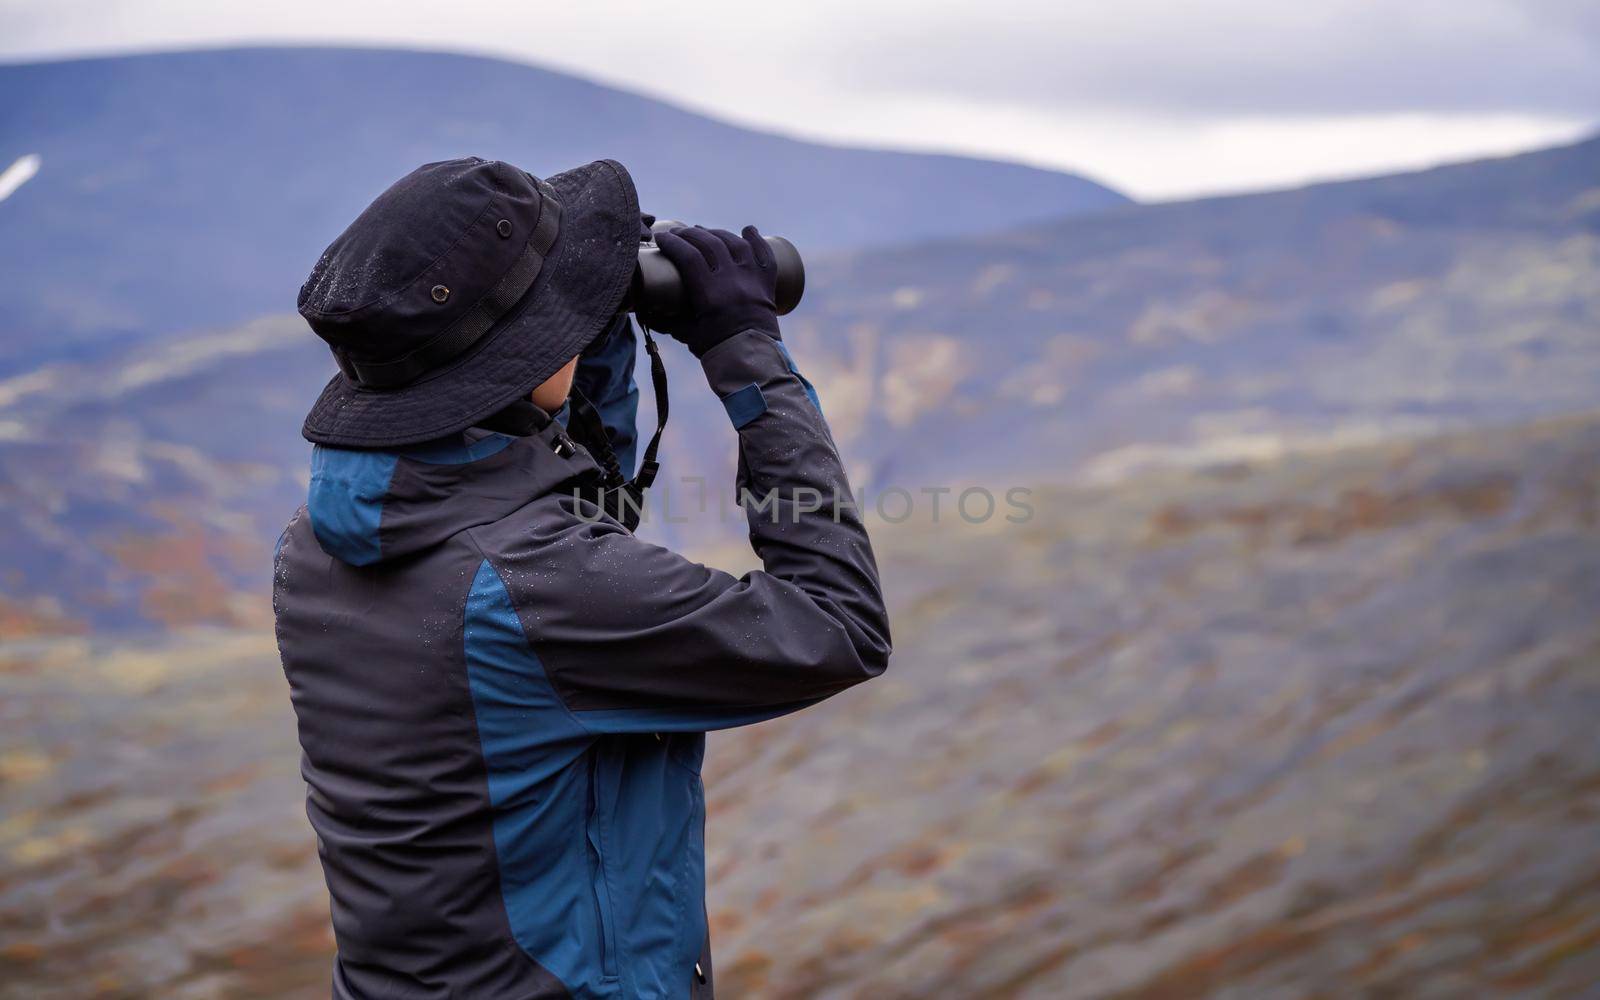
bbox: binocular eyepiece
[627,219,805,319]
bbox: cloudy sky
[3,0,1597,199]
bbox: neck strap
[631,320,668,492]
[562,319,668,531]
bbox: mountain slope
[3,412,1596,997]
[0,135,1595,632]
[709,410,1600,997]
[0,46,1128,365]
[787,132,1600,487]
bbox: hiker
[272,157,891,999]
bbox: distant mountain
[0,46,1128,367]
[792,131,1600,485]
[0,134,1595,632]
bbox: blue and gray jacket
[272,322,891,999]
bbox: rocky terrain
[2,412,1596,998]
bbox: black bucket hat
[297,156,639,447]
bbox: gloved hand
[647,225,780,357]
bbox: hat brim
[300,159,640,448]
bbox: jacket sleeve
[571,313,641,476]
[480,329,891,734]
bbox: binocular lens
[627,222,805,318]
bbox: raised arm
[468,225,890,734]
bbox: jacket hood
[306,421,598,567]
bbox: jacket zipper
[586,750,619,979]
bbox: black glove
[647,225,780,358]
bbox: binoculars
[628,220,805,318]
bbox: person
[272,156,891,1000]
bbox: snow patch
[0,154,40,203]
